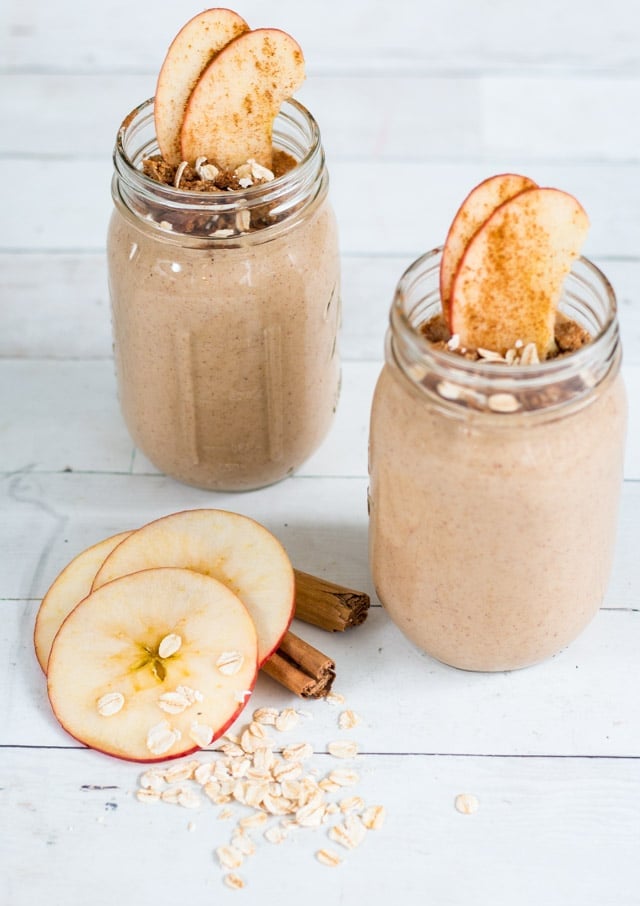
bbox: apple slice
[450,187,590,358]
[180,28,305,170]
[93,509,295,666]
[34,530,133,673]
[154,8,250,165]
[47,567,258,762]
[440,173,538,326]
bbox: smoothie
[369,245,626,672]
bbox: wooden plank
[3,158,640,257]
[1,747,639,906]
[5,73,640,161]
[4,598,640,757]
[2,0,639,73]
[1,253,639,364]
[1,360,638,479]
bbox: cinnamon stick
[293,569,370,632]
[262,630,336,699]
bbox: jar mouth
[112,97,326,240]
[388,247,621,416]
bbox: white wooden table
[2,1,639,903]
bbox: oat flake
[327,740,359,759]
[455,793,479,815]
[96,691,124,717]
[158,633,182,658]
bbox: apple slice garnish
[449,187,590,358]
[34,530,133,673]
[180,28,305,170]
[93,509,295,666]
[47,567,258,762]
[154,8,250,165]
[440,173,538,326]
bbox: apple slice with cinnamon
[47,568,258,762]
[440,173,538,326]
[449,187,589,358]
[154,8,249,165]
[180,28,305,171]
[93,509,295,666]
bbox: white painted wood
[2,253,640,364]
[3,1,640,902]
[2,360,639,479]
[3,157,640,257]
[1,746,639,906]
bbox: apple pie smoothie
[107,97,340,490]
[368,248,627,671]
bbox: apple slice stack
[154,8,305,172]
[36,509,295,763]
[440,173,590,358]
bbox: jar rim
[387,247,622,416]
[391,246,619,380]
[113,96,324,212]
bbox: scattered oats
[136,788,160,803]
[230,757,251,779]
[327,740,359,759]
[235,209,251,232]
[264,824,289,844]
[146,720,181,756]
[328,769,360,787]
[158,690,191,714]
[158,220,173,231]
[325,802,339,816]
[455,793,479,815]
[295,801,326,827]
[339,796,365,813]
[164,760,200,784]
[436,380,462,401]
[216,651,245,676]
[275,708,300,732]
[325,692,345,706]
[220,741,244,758]
[477,347,506,363]
[329,815,366,850]
[173,161,188,189]
[194,762,215,785]
[239,811,268,829]
[319,778,341,793]
[362,804,386,830]
[216,844,243,870]
[96,691,124,717]
[231,831,256,856]
[252,747,274,773]
[238,177,253,189]
[177,788,201,809]
[224,873,245,890]
[263,793,295,816]
[178,685,203,704]
[158,632,182,658]
[249,159,274,182]
[211,228,235,238]
[447,333,461,351]
[488,392,521,413]
[272,760,303,782]
[519,342,540,365]
[280,779,301,800]
[218,807,235,821]
[253,707,279,725]
[338,710,361,730]
[316,848,342,867]
[139,769,165,791]
[203,780,222,802]
[161,785,188,805]
[282,741,313,761]
[195,157,219,182]
[189,721,214,748]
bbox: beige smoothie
[368,249,627,672]
[107,99,340,491]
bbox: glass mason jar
[368,248,627,671]
[107,98,340,491]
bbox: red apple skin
[47,566,260,764]
[154,8,250,165]
[449,186,589,356]
[440,173,538,328]
[92,508,296,668]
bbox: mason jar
[107,98,340,491]
[368,248,627,671]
